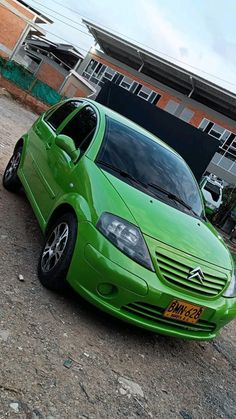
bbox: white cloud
[130,0,236,91]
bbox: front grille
[123,302,216,334]
[156,249,228,297]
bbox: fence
[0,57,63,106]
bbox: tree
[213,184,236,226]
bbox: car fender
[17,133,29,169]
[45,192,92,234]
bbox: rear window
[204,181,221,202]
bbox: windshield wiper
[147,182,198,215]
[97,160,147,189]
[97,162,200,217]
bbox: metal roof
[83,19,236,120]
[18,0,53,24]
[26,38,83,59]
[24,37,83,69]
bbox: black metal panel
[95,81,219,181]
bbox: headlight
[223,269,236,298]
[97,212,154,271]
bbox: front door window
[60,106,97,154]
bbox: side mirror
[55,134,80,163]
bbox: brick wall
[157,94,181,110]
[0,0,35,57]
[190,109,236,134]
[63,83,86,98]
[36,62,65,91]
[62,76,94,98]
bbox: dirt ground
[0,96,236,419]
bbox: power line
[29,0,90,32]
[39,29,89,53]
[30,0,236,89]
[2,0,236,89]
[27,0,92,38]
[0,2,89,54]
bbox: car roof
[79,98,180,158]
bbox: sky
[25,0,236,93]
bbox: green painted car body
[16,98,236,340]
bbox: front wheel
[3,146,22,192]
[38,212,78,292]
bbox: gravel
[0,96,236,419]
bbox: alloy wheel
[41,222,69,272]
[4,151,21,181]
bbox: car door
[23,100,83,223]
[46,104,98,213]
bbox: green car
[3,99,236,340]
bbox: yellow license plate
[164,299,204,324]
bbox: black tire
[3,146,22,192]
[38,212,78,292]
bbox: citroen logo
[188,267,204,285]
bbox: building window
[219,134,236,162]
[93,63,106,79]
[83,59,97,77]
[119,76,134,90]
[82,60,160,106]
[199,117,236,174]
[208,123,226,139]
[218,156,234,171]
[198,118,211,132]
[135,85,161,104]
[165,100,180,115]
[137,85,152,100]
[198,118,231,142]
[103,67,116,81]
[179,107,194,123]
[83,59,120,86]
[150,92,161,105]
[210,131,236,174]
[83,60,108,85]
[230,163,236,175]
[219,130,231,145]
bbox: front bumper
[66,222,236,340]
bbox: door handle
[46,142,52,150]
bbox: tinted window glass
[44,102,61,118]
[97,117,203,217]
[60,106,97,152]
[46,100,82,130]
[204,182,221,201]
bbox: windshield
[97,117,204,217]
[204,181,221,202]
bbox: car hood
[102,171,232,270]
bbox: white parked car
[200,174,223,215]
